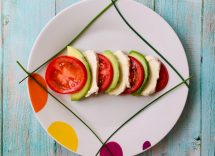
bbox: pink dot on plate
[100,141,123,156]
[142,141,151,150]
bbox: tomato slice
[97,53,113,92]
[156,63,169,92]
[45,56,87,94]
[123,56,144,94]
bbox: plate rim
[27,0,190,155]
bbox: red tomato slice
[45,56,87,94]
[97,53,113,92]
[123,56,144,94]
[156,63,169,92]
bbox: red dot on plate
[142,141,151,150]
[100,141,123,156]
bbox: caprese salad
[45,46,169,101]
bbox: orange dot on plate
[48,121,78,152]
[28,73,48,112]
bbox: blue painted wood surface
[201,1,215,156]
[0,2,3,154]
[0,0,214,156]
[1,0,55,156]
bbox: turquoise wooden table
[0,0,214,155]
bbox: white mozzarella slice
[141,56,161,96]
[84,50,99,97]
[109,50,130,95]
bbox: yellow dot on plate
[48,121,78,151]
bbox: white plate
[27,0,189,155]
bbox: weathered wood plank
[152,0,202,156]
[2,0,55,155]
[0,0,3,155]
[201,0,215,156]
[56,0,79,14]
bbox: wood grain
[151,0,202,156]
[2,0,55,155]
[201,0,215,156]
[0,0,3,155]
[56,0,79,13]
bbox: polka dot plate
[27,0,189,155]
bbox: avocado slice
[103,50,120,93]
[129,50,150,96]
[67,46,92,101]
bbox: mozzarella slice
[109,50,130,95]
[141,56,161,96]
[84,50,99,97]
